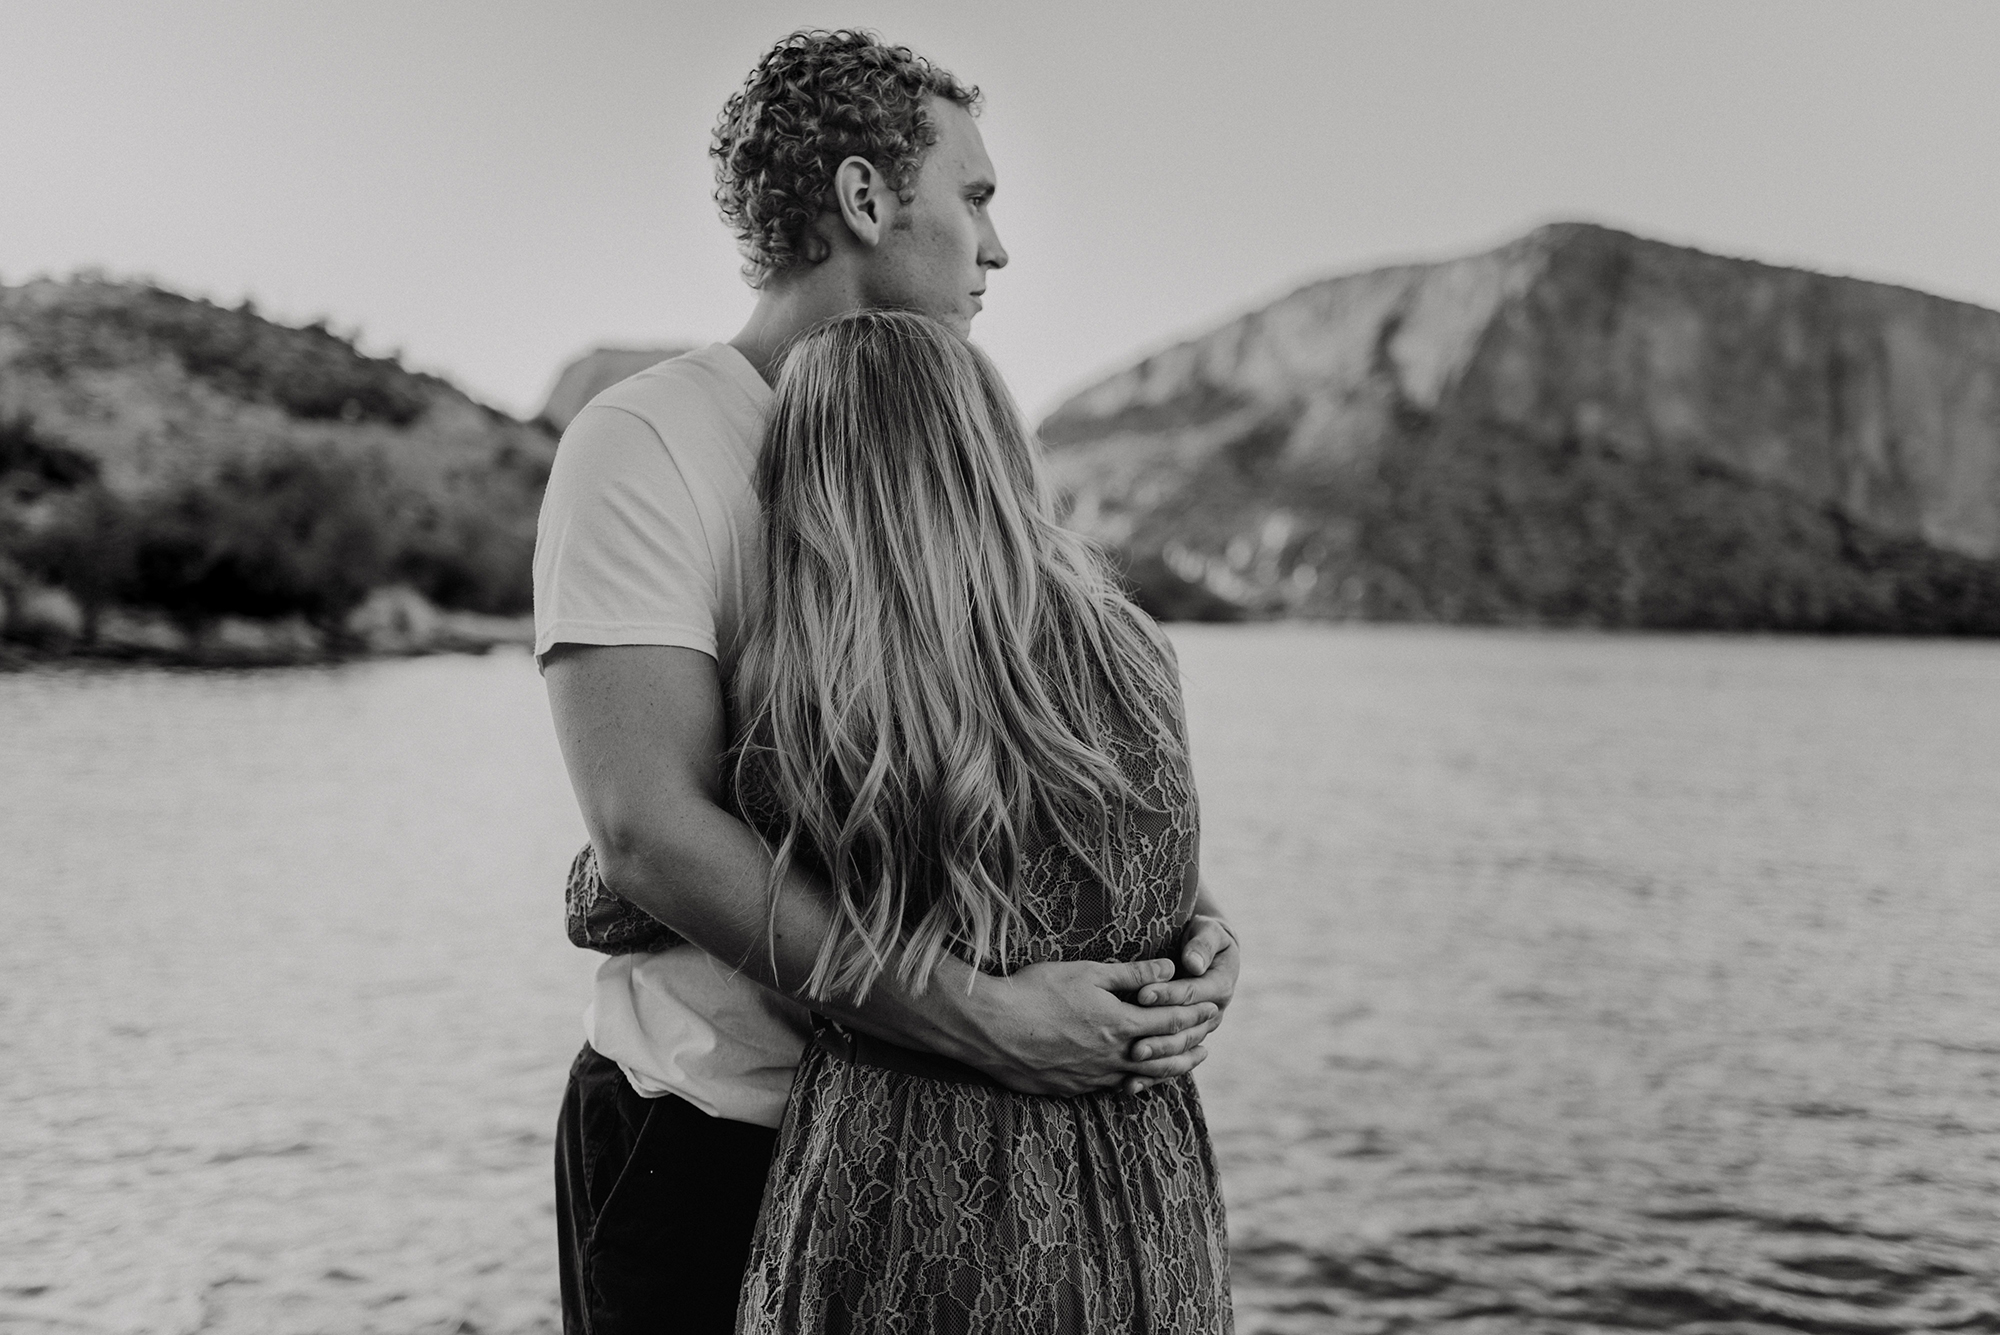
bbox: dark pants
[556,1043,779,1334]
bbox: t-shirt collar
[714,342,774,410]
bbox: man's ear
[832,155,893,248]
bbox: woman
[730,310,1230,1334]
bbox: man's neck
[729,270,867,388]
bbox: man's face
[866,98,1009,337]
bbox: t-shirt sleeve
[533,402,719,665]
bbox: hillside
[0,276,556,654]
[1043,224,2000,631]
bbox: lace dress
[734,669,1232,1334]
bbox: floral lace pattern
[737,667,1232,1333]
[562,843,680,955]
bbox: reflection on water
[2,630,1998,1334]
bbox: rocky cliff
[539,345,690,432]
[1043,224,2000,631]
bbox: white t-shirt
[533,343,810,1128]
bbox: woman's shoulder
[1088,600,1187,756]
[1128,603,1179,674]
[1111,601,1183,719]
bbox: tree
[1,411,107,643]
[126,448,397,646]
[18,487,136,643]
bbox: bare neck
[729,265,869,387]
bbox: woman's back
[974,662,1201,970]
[734,648,1230,1335]
[733,646,1201,975]
[731,311,1229,1334]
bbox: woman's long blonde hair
[731,309,1181,1003]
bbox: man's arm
[544,642,1218,1097]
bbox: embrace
[534,30,1238,1334]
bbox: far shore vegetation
[0,278,549,665]
[1,409,540,663]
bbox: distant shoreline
[0,610,533,671]
[13,612,2000,675]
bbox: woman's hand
[1120,914,1239,1095]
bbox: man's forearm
[596,793,1003,1060]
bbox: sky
[4,0,1998,422]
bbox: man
[534,30,1240,1334]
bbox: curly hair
[711,30,980,287]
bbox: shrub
[0,412,99,497]
[125,448,397,639]
[16,487,136,641]
[396,498,536,616]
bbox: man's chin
[884,302,974,339]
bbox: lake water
[3,629,1998,1334]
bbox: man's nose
[980,220,1008,270]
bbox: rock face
[539,346,690,432]
[1043,223,2000,630]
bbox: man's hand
[930,957,1218,1097]
[1119,913,1239,1095]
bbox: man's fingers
[1137,972,1231,1008]
[1178,916,1236,977]
[1094,957,1175,994]
[1139,919,1240,1006]
[1124,1044,1210,1087]
[1121,1001,1216,1040]
[1127,1014,1219,1062]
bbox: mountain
[539,345,690,432]
[1041,223,2000,631]
[0,276,556,651]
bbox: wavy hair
[711,29,980,287]
[732,311,1181,1003]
